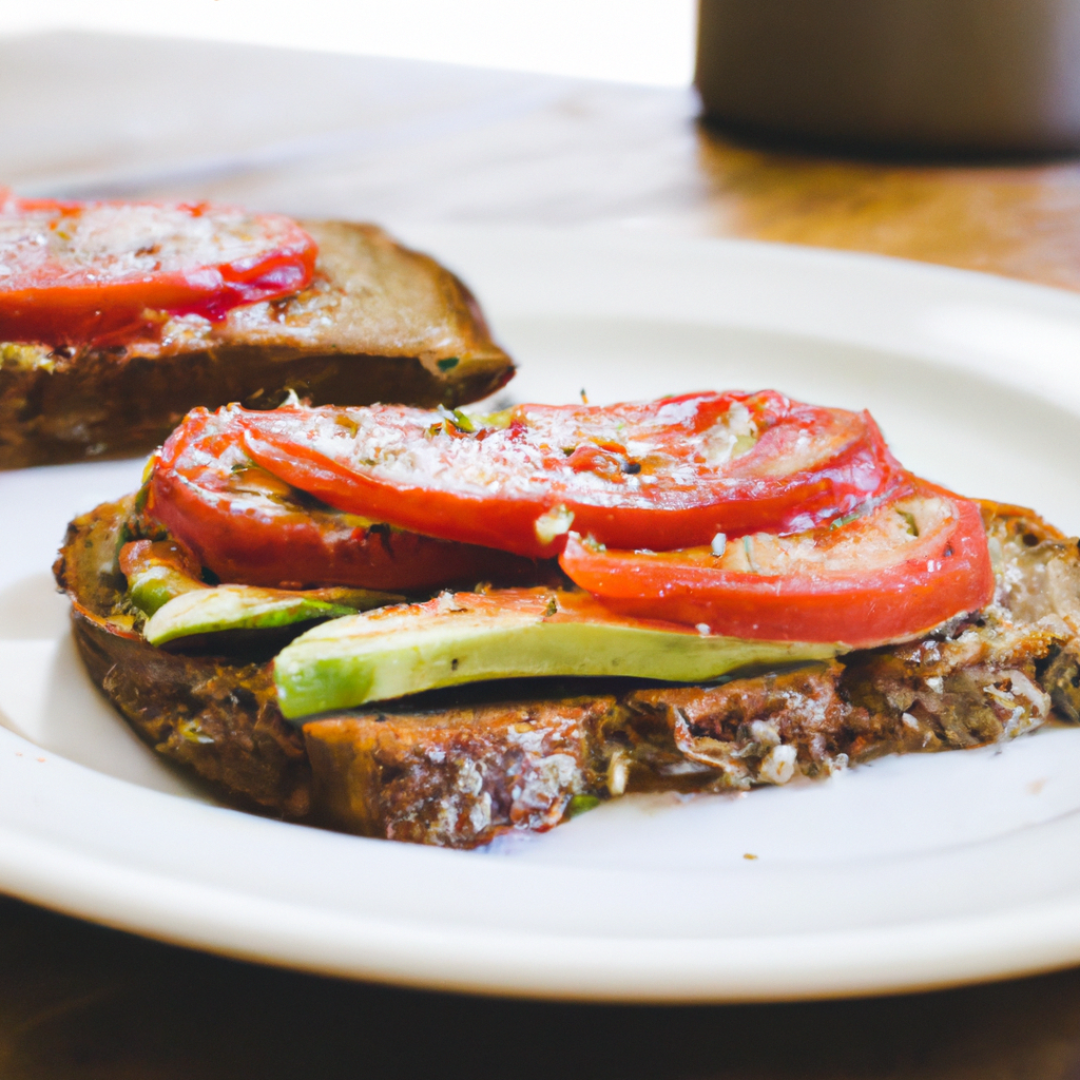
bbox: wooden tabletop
[5,30,1080,1079]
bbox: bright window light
[0,0,697,86]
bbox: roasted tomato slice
[233,391,902,558]
[0,196,317,347]
[145,408,535,592]
[558,479,994,648]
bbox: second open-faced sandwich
[0,193,513,468]
[54,390,1080,846]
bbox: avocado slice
[120,539,402,646]
[122,540,206,616]
[144,585,399,648]
[273,588,844,720]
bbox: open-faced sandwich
[55,390,1080,847]
[0,193,512,468]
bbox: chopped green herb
[179,720,214,745]
[830,505,868,530]
[742,535,761,574]
[112,521,134,568]
[436,356,460,372]
[477,408,513,430]
[334,414,360,437]
[132,477,152,515]
[437,405,476,433]
[566,794,601,818]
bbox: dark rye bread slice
[55,497,1080,847]
[3,221,513,469]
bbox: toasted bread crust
[55,497,309,817]
[55,497,1080,846]
[3,222,513,469]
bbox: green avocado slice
[143,585,398,647]
[272,588,844,720]
[121,540,403,646]
[123,544,205,616]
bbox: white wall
[0,0,696,86]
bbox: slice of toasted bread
[54,498,1080,847]
[3,222,513,469]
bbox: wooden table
[5,30,1080,1078]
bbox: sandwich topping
[0,201,516,470]
[151,391,903,560]
[143,404,535,591]
[272,587,841,719]
[136,392,991,668]
[559,480,994,649]
[0,194,317,347]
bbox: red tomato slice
[0,196,316,347]
[558,479,994,648]
[145,408,535,592]
[233,391,902,558]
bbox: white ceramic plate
[3,228,1080,1002]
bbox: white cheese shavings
[435,590,466,614]
[534,505,574,546]
[607,749,631,796]
[759,744,798,785]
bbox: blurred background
[0,0,696,86]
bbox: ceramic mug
[696,0,1080,153]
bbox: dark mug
[696,0,1080,154]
